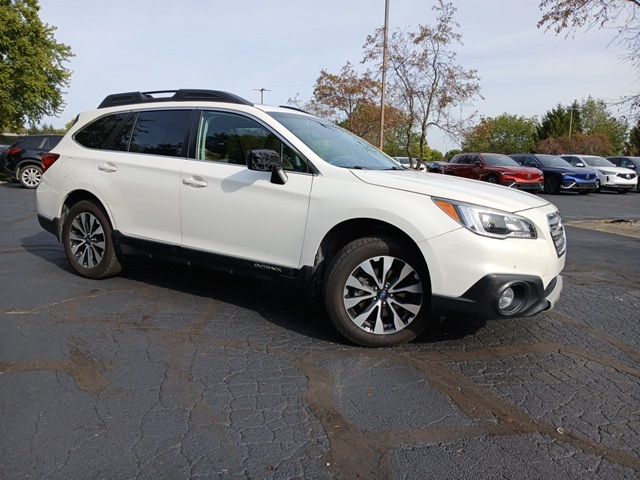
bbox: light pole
[568,105,579,138]
[254,88,271,104]
[379,0,390,151]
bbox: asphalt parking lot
[1,184,639,480]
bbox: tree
[0,0,73,132]
[538,0,640,115]
[363,0,481,167]
[536,132,613,155]
[291,64,410,153]
[626,120,640,155]
[463,114,538,154]
[444,148,461,160]
[579,96,628,153]
[537,102,582,140]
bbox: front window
[196,111,308,172]
[536,155,572,168]
[582,156,615,167]
[482,154,519,167]
[268,112,399,170]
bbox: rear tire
[19,165,42,189]
[62,200,122,279]
[324,236,430,347]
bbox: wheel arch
[303,217,431,298]
[61,189,116,231]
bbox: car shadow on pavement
[20,232,486,346]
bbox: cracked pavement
[0,184,639,479]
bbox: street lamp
[379,0,390,151]
[254,88,271,104]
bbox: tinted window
[108,114,136,152]
[483,154,519,166]
[197,111,307,173]
[17,136,44,149]
[75,114,129,149]
[42,137,62,150]
[129,110,190,158]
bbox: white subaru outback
[36,89,565,347]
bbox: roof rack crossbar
[97,89,253,109]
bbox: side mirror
[246,149,288,185]
[575,162,584,167]
[473,160,482,167]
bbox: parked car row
[0,135,63,188]
[431,152,638,194]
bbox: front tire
[324,237,430,347]
[62,200,122,279]
[544,177,560,194]
[578,190,590,195]
[19,165,42,189]
[618,189,629,194]
[486,175,499,184]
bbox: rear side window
[129,110,190,158]
[75,114,129,150]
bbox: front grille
[617,172,636,180]
[577,173,594,180]
[547,212,566,257]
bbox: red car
[444,153,543,191]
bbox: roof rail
[279,105,310,114]
[97,89,253,109]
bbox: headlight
[434,199,537,239]
[600,170,616,175]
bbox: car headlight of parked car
[434,199,537,239]
[599,170,616,175]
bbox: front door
[179,110,313,269]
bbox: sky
[38,0,638,153]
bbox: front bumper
[600,175,637,189]
[561,180,597,190]
[503,181,543,191]
[432,274,563,319]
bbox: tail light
[42,153,60,173]
[7,147,23,156]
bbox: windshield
[483,154,519,167]
[582,156,615,167]
[268,112,399,170]
[536,155,573,168]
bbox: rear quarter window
[75,114,130,150]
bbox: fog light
[498,287,515,311]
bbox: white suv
[560,154,638,193]
[36,89,565,347]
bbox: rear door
[87,109,191,245]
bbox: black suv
[1,135,63,188]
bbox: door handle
[98,163,118,173]
[182,176,208,188]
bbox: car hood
[489,165,541,174]
[591,166,636,174]
[542,166,596,175]
[351,170,550,213]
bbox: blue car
[509,153,598,194]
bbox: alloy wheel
[68,212,106,268]
[342,255,423,335]
[20,167,42,187]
